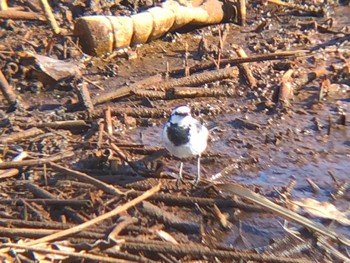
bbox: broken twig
[39,0,61,34]
[49,162,126,196]
[0,69,22,108]
[0,9,45,20]
[231,44,257,87]
[0,127,43,144]
[0,152,74,169]
[141,201,200,234]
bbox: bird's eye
[174,112,189,116]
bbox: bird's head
[169,105,192,126]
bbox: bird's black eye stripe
[174,112,189,116]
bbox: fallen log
[74,0,237,55]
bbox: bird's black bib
[167,123,190,146]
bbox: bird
[162,105,209,186]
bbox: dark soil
[0,0,350,262]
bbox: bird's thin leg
[193,155,201,186]
[177,161,184,188]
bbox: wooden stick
[0,9,45,20]
[0,226,104,240]
[0,218,102,232]
[5,244,134,263]
[212,204,229,229]
[91,106,168,119]
[82,76,105,90]
[0,198,90,207]
[172,86,236,98]
[49,162,126,196]
[0,152,74,169]
[0,152,28,179]
[93,66,238,105]
[306,178,320,194]
[93,85,133,105]
[23,182,54,198]
[132,89,166,99]
[0,168,19,179]
[92,75,163,105]
[77,81,94,114]
[170,50,309,76]
[0,69,18,106]
[35,120,89,130]
[97,120,105,148]
[107,235,309,262]
[231,44,257,87]
[141,201,200,233]
[278,69,294,103]
[0,0,7,10]
[0,127,43,144]
[2,184,160,247]
[121,241,311,263]
[266,0,323,15]
[127,190,263,212]
[108,217,139,239]
[105,107,113,136]
[154,66,239,91]
[39,0,61,34]
[237,0,246,26]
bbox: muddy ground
[0,0,350,262]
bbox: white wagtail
[162,105,209,186]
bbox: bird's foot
[176,177,184,189]
[190,177,200,187]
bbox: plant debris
[0,0,350,262]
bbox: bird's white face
[169,105,192,127]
